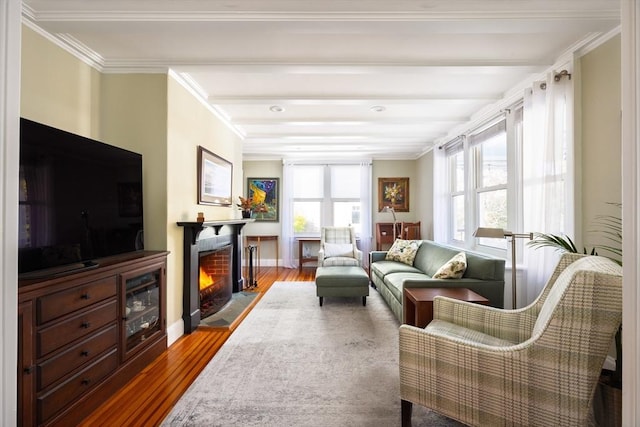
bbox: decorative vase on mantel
[242,210,252,219]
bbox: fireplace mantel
[177,219,254,333]
[177,219,254,244]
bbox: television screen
[18,118,144,278]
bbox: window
[291,164,362,235]
[443,112,521,253]
[471,120,508,249]
[445,138,465,242]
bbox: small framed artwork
[197,146,233,206]
[247,177,279,221]
[378,177,409,212]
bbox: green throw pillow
[433,252,467,279]
[385,239,422,266]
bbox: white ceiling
[22,0,620,160]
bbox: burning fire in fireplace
[200,267,214,290]
[199,246,233,319]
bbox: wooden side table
[375,222,402,250]
[245,235,279,270]
[403,287,489,328]
[297,238,320,272]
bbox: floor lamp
[473,227,533,309]
[382,206,397,240]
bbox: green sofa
[370,240,505,322]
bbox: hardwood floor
[78,267,316,427]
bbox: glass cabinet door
[121,262,164,360]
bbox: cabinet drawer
[37,276,117,324]
[37,349,118,424]
[37,324,118,390]
[37,300,117,358]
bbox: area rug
[161,282,463,427]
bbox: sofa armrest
[370,251,387,263]
[399,324,526,424]
[433,296,536,343]
[317,248,326,264]
[354,247,363,262]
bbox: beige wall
[580,35,622,252]
[372,160,419,225]
[166,75,244,327]
[21,26,101,138]
[415,150,434,240]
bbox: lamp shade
[382,205,397,222]
[473,227,506,238]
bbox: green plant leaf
[527,233,579,253]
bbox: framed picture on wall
[197,146,233,206]
[378,177,409,212]
[247,177,279,221]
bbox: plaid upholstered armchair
[318,226,362,267]
[399,253,622,427]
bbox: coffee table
[403,287,489,328]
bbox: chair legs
[401,399,412,427]
[319,296,323,306]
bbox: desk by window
[245,235,279,270]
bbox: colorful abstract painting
[247,178,279,221]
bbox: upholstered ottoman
[315,266,370,306]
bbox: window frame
[291,164,363,237]
[442,108,523,257]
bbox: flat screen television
[18,118,144,279]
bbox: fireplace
[199,245,232,319]
[177,219,250,333]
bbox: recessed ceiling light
[269,105,284,113]
[370,105,386,112]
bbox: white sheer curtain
[358,161,373,267]
[521,67,575,304]
[281,161,296,269]
[432,146,448,242]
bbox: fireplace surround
[177,219,251,333]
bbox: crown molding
[21,15,106,71]
[169,70,246,140]
[24,3,620,23]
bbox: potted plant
[237,196,254,218]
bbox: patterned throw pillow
[433,252,467,279]
[385,239,422,266]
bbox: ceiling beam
[209,96,499,105]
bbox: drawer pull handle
[81,378,91,386]
[81,350,90,357]
[81,293,91,300]
[81,321,91,329]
